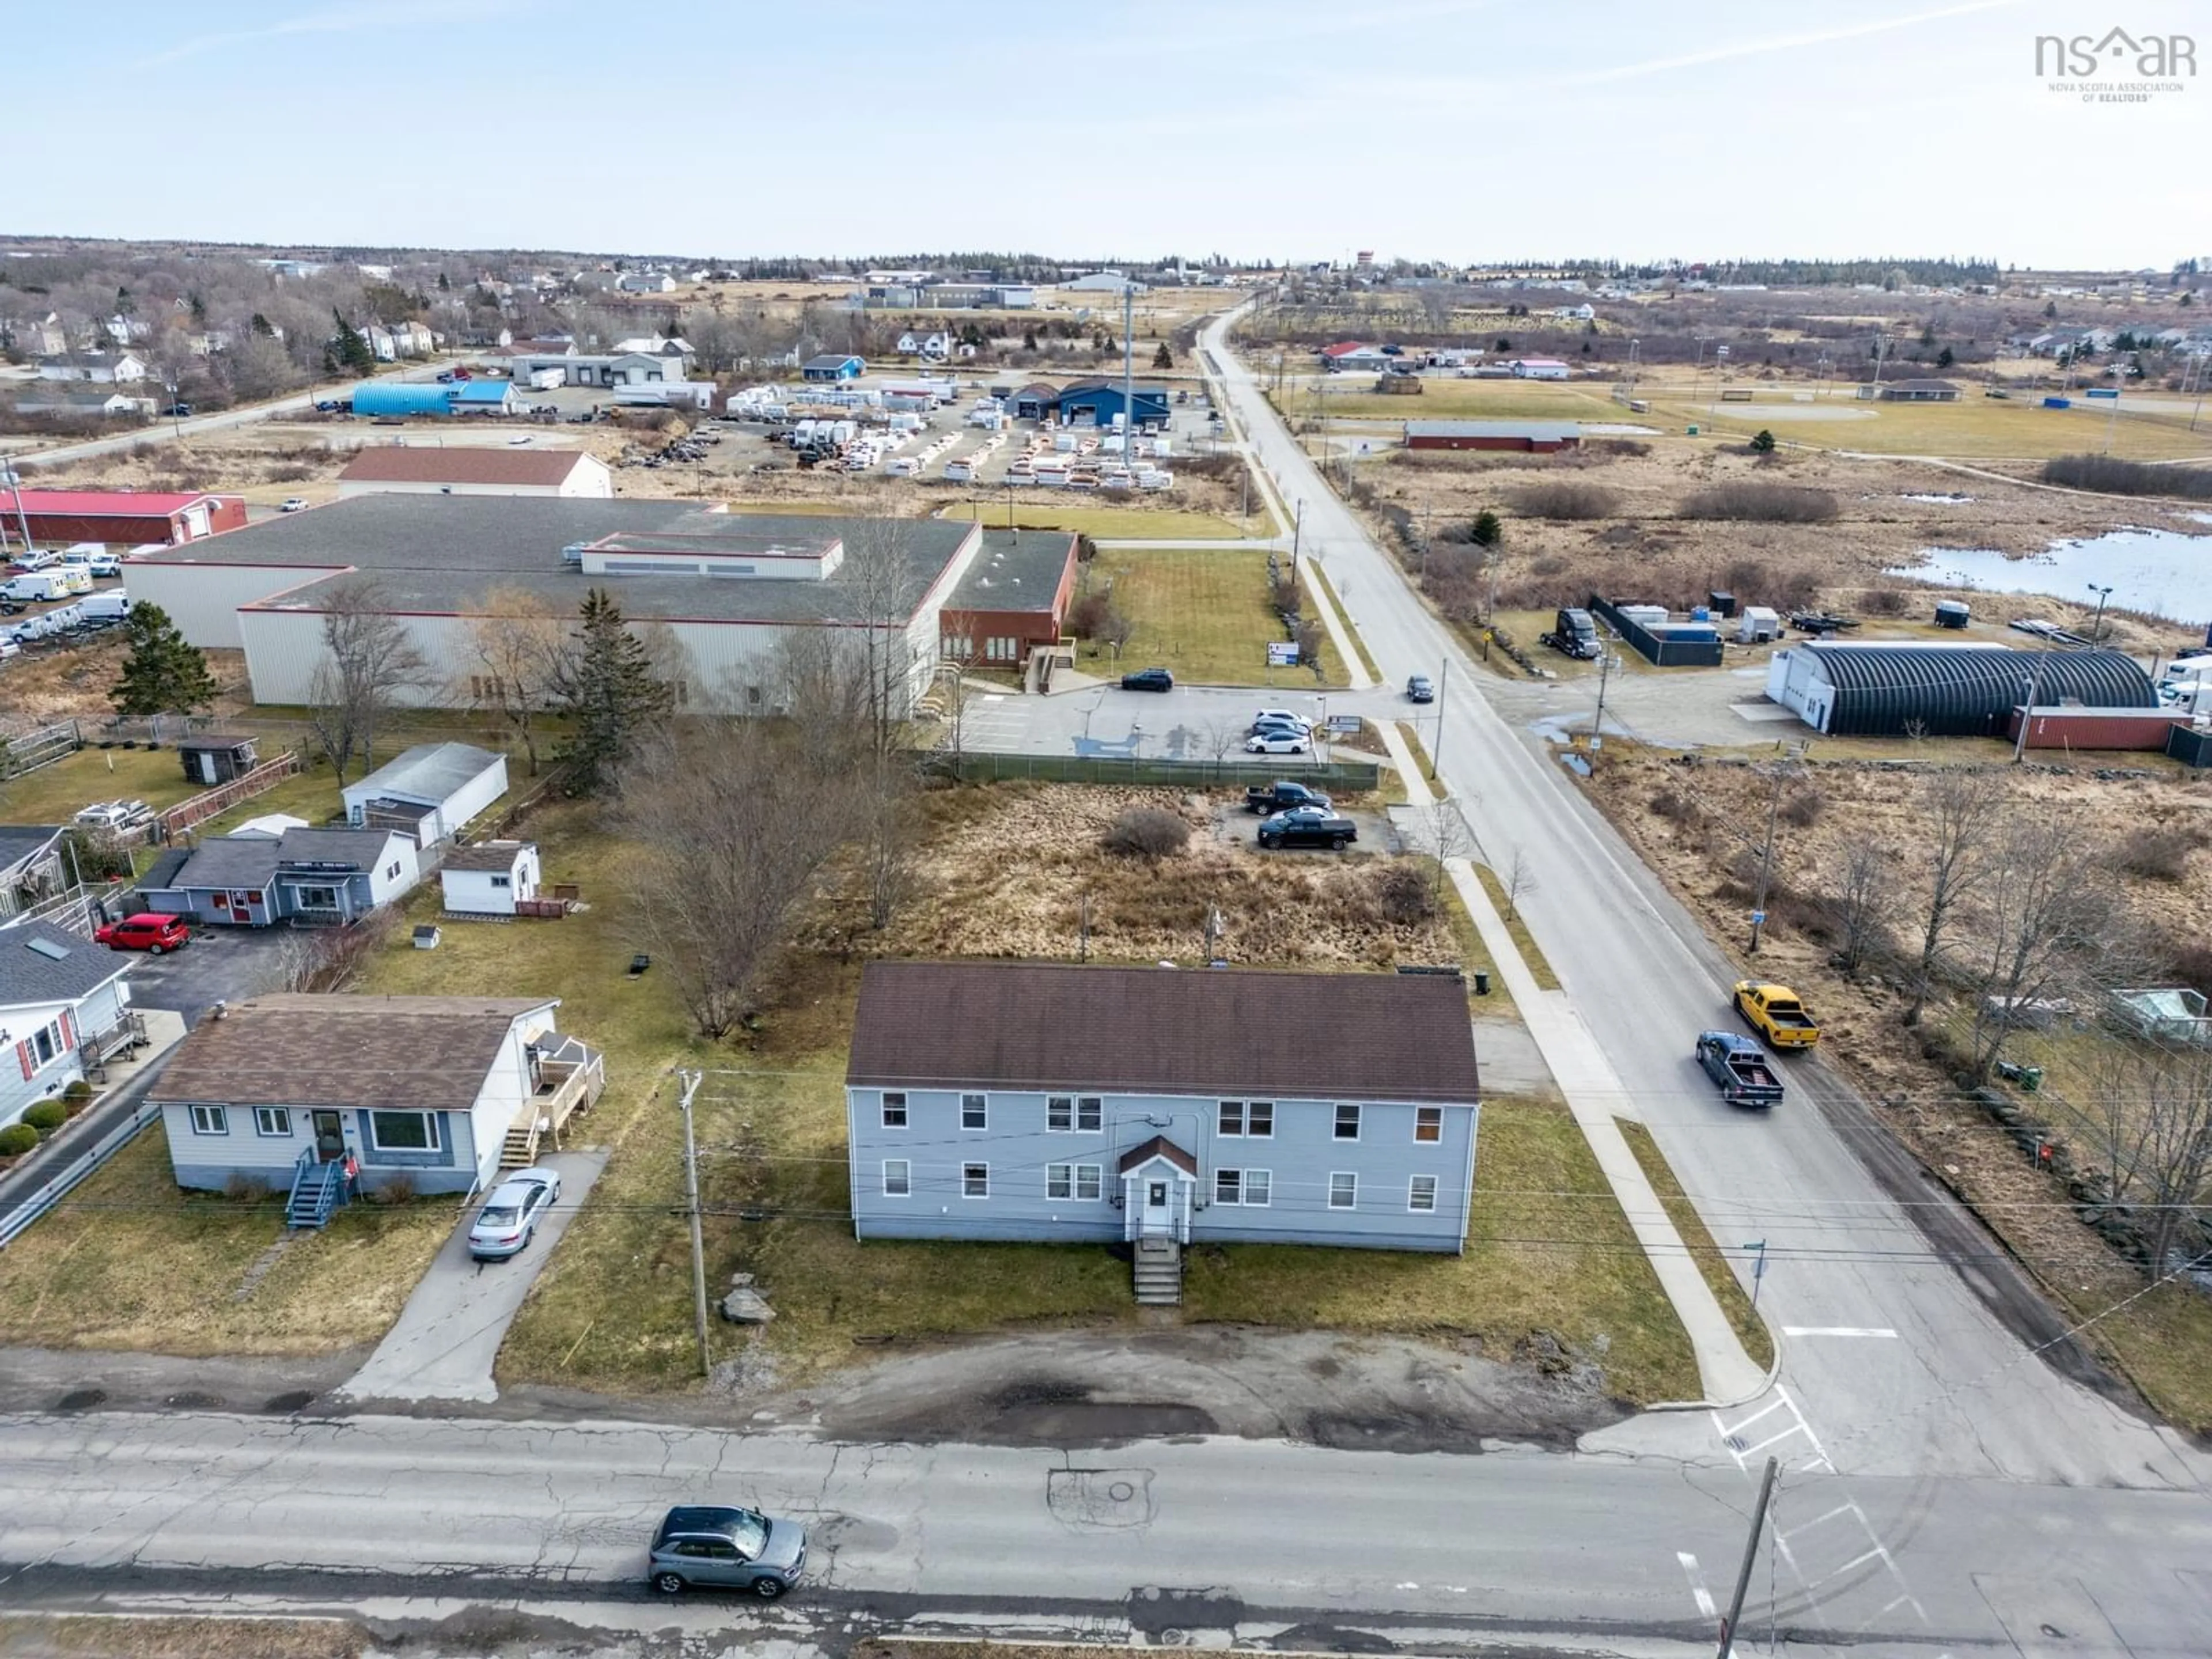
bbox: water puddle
[1887,526,2212,626]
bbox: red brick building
[1404,419,1582,453]
[5,489,248,547]
[939,529,1080,667]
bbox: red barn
[940,529,1080,669]
[4,489,248,547]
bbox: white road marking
[1677,1551,1718,1620]
[1782,1327,1899,1339]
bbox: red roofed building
[1317,341,1391,372]
[4,490,247,547]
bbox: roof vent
[25,935,69,961]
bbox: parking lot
[956,679,1429,759]
[116,923,293,1027]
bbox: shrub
[1101,808,1191,859]
[1858,586,1909,617]
[1506,481,1619,520]
[2043,453,2212,501]
[1374,862,1440,925]
[1748,429,1776,454]
[0,1123,37,1158]
[369,1173,417,1205]
[1650,787,1700,825]
[62,1079,93,1106]
[2116,825,2204,882]
[22,1100,67,1134]
[1678,483,1838,522]
[1779,789,1824,828]
[1469,509,1503,547]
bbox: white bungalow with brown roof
[844,961,1482,1298]
[336,446,613,498]
[151,994,604,1209]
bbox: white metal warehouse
[122,496,984,716]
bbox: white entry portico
[1118,1135,1196,1243]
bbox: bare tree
[618,726,852,1038]
[306,579,433,783]
[1903,770,2002,1026]
[839,516,923,762]
[1965,811,2113,1082]
[1502,843,1537,922]
[458,586,574,775]
[1197,714,1245,779]
[2085,1037,2212,1273]
[859,763,918,931]
[1831,839,1897,978]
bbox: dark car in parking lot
[648,1505,807,1599]
[1256,806,1358,850]
[1120,666,1174,692]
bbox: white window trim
[1047,1095,1074,1133]
[1248,1101,1274,1138]
[961,1161,990,1199]
[1215,1168,1243,1206]
[1074,1163,1102,1201]
[188,1104,228,1135]
[881,1091,908,1128]
[1047,1161,1073,1199]
[253,1106,292,1138]
[1328,1171,1357,1210]
[1077,1096,1103,1133]
[1415,1106,1444,1145]
[1333,1103,1361,1142]
[1218,1100,1244,1137]
[881,1158,911,1197]
[960,1093,987,1131]
[1245,1168,1272,1207]
[1408,1175,1440,1212]
[366,1110,443,1154]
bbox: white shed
[440,840,540,917]
[340,743,509,848]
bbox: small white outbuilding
[439,840,541,918]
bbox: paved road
[3,1407,2211,1656]
[5,362,443,471]
[1199,307,2212,1491]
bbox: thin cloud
[131,0,533,70]
[1542,0,2023,89]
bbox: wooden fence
[156,748,305,841]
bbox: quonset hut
[1765,641,2156,737]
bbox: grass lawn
[938,504,1257,540]
[0,744,209,824]
[0,1131,456,1355]
[1184,1098,1699,1403]
[1616,1118,1775,1372]
[1307,566,1380,682]
[1073,547,1347,687]
[1475,863,1562,990]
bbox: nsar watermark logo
[2036,26,2195,102]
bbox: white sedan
[467,1166,562,1260]
[1245,731,1311,755]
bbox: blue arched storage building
[350,382,457,418]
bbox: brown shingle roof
[443,839,534,872]
[847,961,1480,1102]
[338,447,597,488]
[149,993,556,1112]
[1119,1134,1198,1176]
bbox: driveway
[120,925,293,1027]
[338,1149,606,1405]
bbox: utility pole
[1749,767,1783,953]
[1589,651,1618,769]
[1122,283,1137,461]
[1291,497,1305,571]
[1715,1456,1779,1659]
[677,1069,711,1382]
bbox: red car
[94,913,191,954]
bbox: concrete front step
[1133,1237,1183,1305]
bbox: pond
[1886,527,2212,627]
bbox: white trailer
[528,366,566,390]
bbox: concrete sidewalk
[1377,721,1767,1406]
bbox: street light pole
[2087,582,2113,644]
[2013,650,2050,763]
[677,1069,711,1382]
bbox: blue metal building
[801,354,865,382]
[1048,381,1171,429]
[351,382,456,418]
[451,380,521,415]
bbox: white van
[51,565,94,596]
[79,591,132,622]
[2,571,71,604]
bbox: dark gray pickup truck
[1245,780,1332,815]
[1695,1031,1783,1109]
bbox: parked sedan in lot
[1256,806,1358,850]
[1245,730,1310,755]
[93,912,190,953]
[466,1166,562,1260]
[1250,707,1312,733]
[1120,666,1174,692]
[648,1505,808,1599]
[279,497,308,513]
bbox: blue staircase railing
[285,1150,348,1230]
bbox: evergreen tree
[1152,341,1173,369]
[559,588,672,796]
[1749,429,1777,454]
[1936,346,1955,369]
[330,309,376,375]
[1469,510,1503,548]
[110,603,218,715]
[1022,327,1039,350]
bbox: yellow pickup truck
[1732,981,1821,1050]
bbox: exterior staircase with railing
[1132,1237,1183,1306]
[286,1150,349,1230]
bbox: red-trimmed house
[938,529,1080,669]
[1,921,137,1130]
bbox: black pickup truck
[1257,806,1358,850]
[1245,780,1332,816]
[1695,1031,1784,1109]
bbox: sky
[7,0,2206,269]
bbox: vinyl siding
[123,562,339,649]
[846,1085,1478,1252]
[1,997,89,1128]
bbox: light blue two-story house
[845,960,1482,1301]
